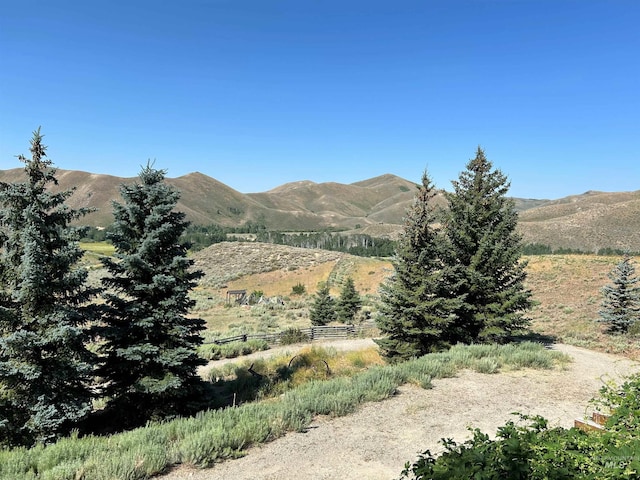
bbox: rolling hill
[1,168,639,251]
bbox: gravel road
[161,342,639,480]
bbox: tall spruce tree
[97,164,205,423]
[443,147,532,343]
[598,254,640,334]
[376,171,462,361]
[309,284,336,326]
[0,129,96,446]
[336,277,362,323]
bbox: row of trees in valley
[253,231,396,257]
[0,130,204,447]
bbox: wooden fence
[204,321,377,346]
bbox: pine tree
[376,171,463,361]
[0,129,96,446]
[443,147,532,343]
[336,277,362,323]
[598,254,640,334]
[97,164,205,423]
[309,284,336,326]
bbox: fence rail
[204,321,377,346]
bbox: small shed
[226,289,247,305]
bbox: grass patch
[0,342,567,479]
[197,339,270,361]
[79,241,115,257]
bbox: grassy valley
[182,242,640,357]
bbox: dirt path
[163,344,639,480]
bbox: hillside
[518,190,640,252]
[1,167,639,251]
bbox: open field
[188,243,640,357]
[81,241,640,356]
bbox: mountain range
[1,168,638,252]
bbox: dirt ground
[160,342,639,480]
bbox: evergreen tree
[443,147,532,343]
[309,284,336,326]
[97,164,205,423]
[0,129,96,446]
[336,277,362,323]
[376,171,462,361]
[598,254,640,334]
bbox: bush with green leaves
[291,282,306,295]
[401,372,640,480]
[279,327,310,345]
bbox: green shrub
[291,283,306,295]
[279,328,309,345]
[473,357,501,374]
[197,339,269,361]
[401,372,640,479]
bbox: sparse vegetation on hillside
[3,163,639,251]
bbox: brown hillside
[2,166,639,251]
[518,190,640,252]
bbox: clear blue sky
[1,0,638,199]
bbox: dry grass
[82,240,640,358]
[525,254,640,358]
[190,242,392,337]
[194,245,640,358]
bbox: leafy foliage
[97,163,206,425]
[401,373,640,480]
[0,129,96,446]
[598,254,640,334]
[291,282,306,295]
[279,327,310,345]
[255,230,396,257]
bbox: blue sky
[1,0,638,199]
